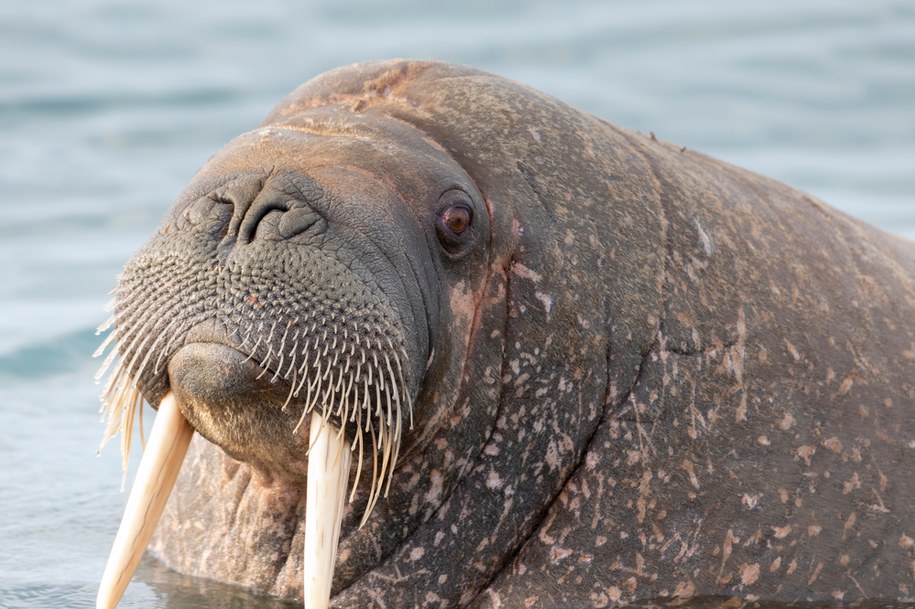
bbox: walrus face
[95,112,495,607]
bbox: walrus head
[100,130,486,494]
[94,68,504,608]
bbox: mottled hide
[115,61,915,607]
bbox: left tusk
[97,392,194,609]
[303,410,351,609]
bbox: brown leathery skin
[141,60,915,607]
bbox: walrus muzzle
[94,168,429,609]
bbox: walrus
[95,60,915,609]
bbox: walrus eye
[436,190,475,250]
[443,204,472,235]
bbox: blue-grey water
[1,1,913,607]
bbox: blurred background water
[0,0,913,607]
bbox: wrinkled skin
[112,61,915,607]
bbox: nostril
[239,201,287,244]
[211,196,235,239]
[238,199,325,244]
[279,207,322,239]
[194,172,326,247]
[183,195,235,239]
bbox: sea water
[1,0,913,607]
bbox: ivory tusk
[97,392,194,609]
[303,410,351,609]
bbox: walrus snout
[100,155,436,499]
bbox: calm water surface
[1,0,913,607]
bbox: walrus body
[108,61,914,607]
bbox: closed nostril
[194,172,326,247]
[239,201,287,244]
[238,200,325,243]
[183,195,235,239]
[211,197,235,239]
[279,207,322,239]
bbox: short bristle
[97,283,414,527]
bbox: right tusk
[303,410,352,609]
[97,392,194,609]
